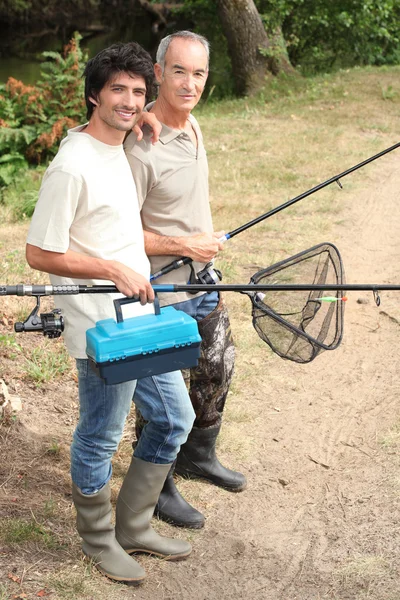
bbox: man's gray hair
[156,31,210,72]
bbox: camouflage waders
[134,294,246,529]
[135,294,235,439]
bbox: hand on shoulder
[131,112,162,145]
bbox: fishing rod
[2,243,400,366]
[2,283,400,296]
[150,141,400,282]
[1,283,398,340]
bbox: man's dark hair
[83,42,156,119]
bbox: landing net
[250,243,345,363]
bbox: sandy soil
[0,152,399,600]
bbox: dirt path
[1,153,400,600]
[155,153,400,600]
[146,153,400,600]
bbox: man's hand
[132,112,162,145]
[182,231,225,262]
[143,230,225,262]
[111,262,154,305]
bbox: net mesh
[250,243,345,363]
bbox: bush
[278,0,400,73]
[0,32,87,190]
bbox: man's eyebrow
[172,63,206,73]
[110,82,146,91]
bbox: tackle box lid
[86,298,201,365]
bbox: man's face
[156,38,208,112]
[91,72,147,132]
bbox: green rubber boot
[115,457,192,560]
[72,483,145,585]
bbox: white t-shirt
[27,126,152,358]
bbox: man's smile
[115,108,136,119]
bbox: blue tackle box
[86,296,202,385]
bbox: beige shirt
[27,127,152,358]
[124,111,213,306]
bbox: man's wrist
[169,236,191,256]
[145,232,190,257]
[101,259,121,282]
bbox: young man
[124,32,247,531]
[26,43,194,585]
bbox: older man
[124,31,246,530]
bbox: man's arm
[26,244,154,305]
[144,230,225,263]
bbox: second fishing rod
[150,141,400,282]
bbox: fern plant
[0,32,87,189]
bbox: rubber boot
[154,462,205,529]
[72,483,145,585]
[115,456,192,559]
[175,425,247,491]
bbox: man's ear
[154,63,163,85]
[89,95,99,107]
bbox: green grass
[1,166,44,221]
[0,517,57,546]
[47,572,87,598]
[0,332,22,353]
[24,342,72,385]
[380,423,400,454]
[0,584,9,600]
[0,248,29,278]
[45,439,61,458]
[43,495,57,518]
[46,563,114,600]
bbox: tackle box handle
[113,294,161,323]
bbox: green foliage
[0,0,101,24]
[257,0,294,31]
[0,0,30,18]
[0,32,86,192]
[1,166,44,220]
[177,0,400,90]
[257,0,400,73]
[0,153,28,187]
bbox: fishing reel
[188,262,222,293]
[14,295,64,338]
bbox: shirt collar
[145,101,197,145]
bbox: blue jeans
[171,290,219,321]
[133,371,195,464]
[71,359,194,494]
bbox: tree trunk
[216,0,294,96]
